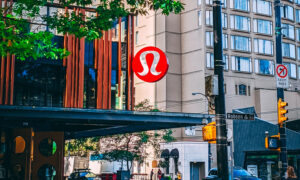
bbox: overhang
[0,106,212,139]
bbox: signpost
[226,113,255,121]
[276,64,289,89]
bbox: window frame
[254,59,275,76]
[253,0,272,16]
[231,56,252,73]
[230,14,251,32]
[253,19,273,35]
[231,35,251,52]
[253,38,274,55]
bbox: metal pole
[274,0,288,179]
[213,0,229,179]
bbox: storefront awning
[0,106,212,139]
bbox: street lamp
[192,92,212,171]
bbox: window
[230,15,250,31]
[206,32,228,48]
[298,47,300,60]
[198,0,202,5]
[206,11,228,28]
[282,23,295,39]
[135,15,138,27]
[223,34,228,49]
[232,56,252,72]
[253,19,273,35]
[206,53,229,70]
[298,66,300,79]
[281,5,294,21]
[239,84,247,95]
[255,59,275,75]
[282,43,296,59]
[296,28,300,41]
[296,0,300,5]
[230,0,250,11]
[135,31,139,44]
[206,31,213,47]
[231,35,251,52]
[253,0,272,16]
[248,86,251,96]
[198,11,202,26]
[253,39,273,55]
[296,9,300,23]
[283,63,297,78]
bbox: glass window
[281,5,294,21]
[296,0,300,5]
[298,66,300,79]
[231,56,252,72]
[135,15,138,27]
[282,43,296,59]
[198,11,202,26]
[223,34,228,49]
[230,0,250,11]
[238,84,247,95]
[206,11,228,28]
[206,31,213,47]
[198,0,202,5]
[253,0,272,16]
[231,35,251,52]
[206,53,229,70]
[253,19,273,35]
[298,47,300,60]
[206,32,228,48]
[254,59,275,75]
[230,15,250,31]
[254,39,273,55]
[296,28,300,41]
[296,9,300,23]
[283,63,297,78]
[282,23,295,39]
[14,36,65,107]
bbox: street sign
[276,64,289,88]
[226,113,255,120]
[132,46,169,83]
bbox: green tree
[1,0,184,60]
[65,99,175,172]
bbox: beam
[66,123,190,139]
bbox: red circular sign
[133,46,169,83]
[276,64,288,78]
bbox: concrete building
[134,0,300,178]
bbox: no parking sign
[276,64,289,89]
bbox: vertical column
[274,0,288,178]
[213,0,229,179]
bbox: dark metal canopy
[0,106,212,139]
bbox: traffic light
[278,98,288,127]
[265,134,280,151]
[202,122,216,143]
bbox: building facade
[134,0,300,178]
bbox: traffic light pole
[213,1,229,179]
[275,0,288,178]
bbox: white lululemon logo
[138,51,161,76]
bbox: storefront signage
[132,46,169,83]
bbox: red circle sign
[133,46,169,83]
[276,64,288,78]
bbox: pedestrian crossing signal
[202,122,216,142]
